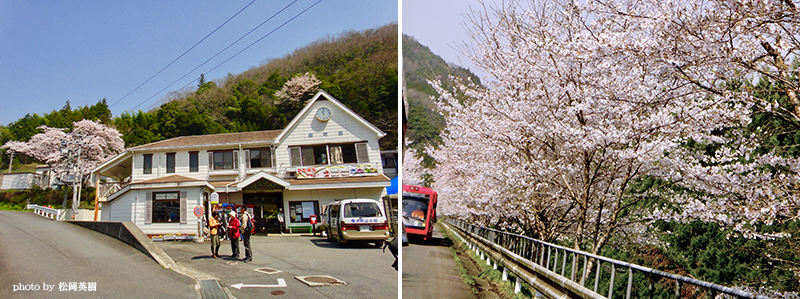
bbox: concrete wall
[67,221,177,269]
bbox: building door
[243,192,283,234]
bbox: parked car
[326,198,390,246]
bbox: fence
[29,204,61,220]
[28,204,99,221]
[444,218,771,299]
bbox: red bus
[402,185,438,240]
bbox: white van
[326,198,389,246]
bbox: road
[0,210,196,299]
[158,232,398,298]
[402,224,475,299]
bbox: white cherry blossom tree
[1,119,125,183]
[402,147,427,186]
[274,72,322,104]
[430,0,800,267]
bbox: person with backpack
[227,211,241,259]
[240,209,254,263]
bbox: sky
[402,0,495,84]
[0,0,397,126]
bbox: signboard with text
[296,164,378,179]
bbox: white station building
[91,91,392,238]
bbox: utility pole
[57,134,94,220]
[71,146,81,219]
[7,150,14,172]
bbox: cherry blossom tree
[1,119,124,183]
[429,0,800,270]
[274,72,322,104]
[402,147,427,186]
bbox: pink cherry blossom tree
[429,0,800,271]
[1,119,125,183]
[274,72,322,104]
[402,147,427,186]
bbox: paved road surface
[402,224,474,299]
[158,232,398,299]
[0,210,196,299]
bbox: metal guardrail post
[594,260,601,293]
[539,243,545,265]
[609,263,616,298]
[581,255,588,286]
[626,266,633,299]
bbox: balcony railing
[98,180,131,199]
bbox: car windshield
[343,202,381,218]
[402,197,428,221]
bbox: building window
[166,153,176,173]
[152,192,180,223]
[289,142,368,167]
[331,144,357,164]
[143,154,153,174]
[383,156,396,168]
[189,152,199,172]
[249,148,272,168]
[213,151,236,170]
[288,201,319,223]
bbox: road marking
[230,279,287,289]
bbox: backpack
[247,216,255,234]
[240,214,255,235]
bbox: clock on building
[315,107,331,122]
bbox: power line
[110,0,258,108]
[133,0,305,112]
[145,0,323,111]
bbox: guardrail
[29,204,61,220]
[444,218,771,299]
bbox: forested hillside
[0,24,397,171]
[402,35,481,167]
[118,23,398,149]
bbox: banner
[296,164,378,179]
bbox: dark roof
[130,130,282,150]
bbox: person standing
[227,211,241,259]
[240,210,253,263]
[209,212,222,258]
[277,208,285,235]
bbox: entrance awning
[211,170,290,193]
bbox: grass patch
[450,245,479,295]
[441,224,481,296]
[0,201,28,211]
